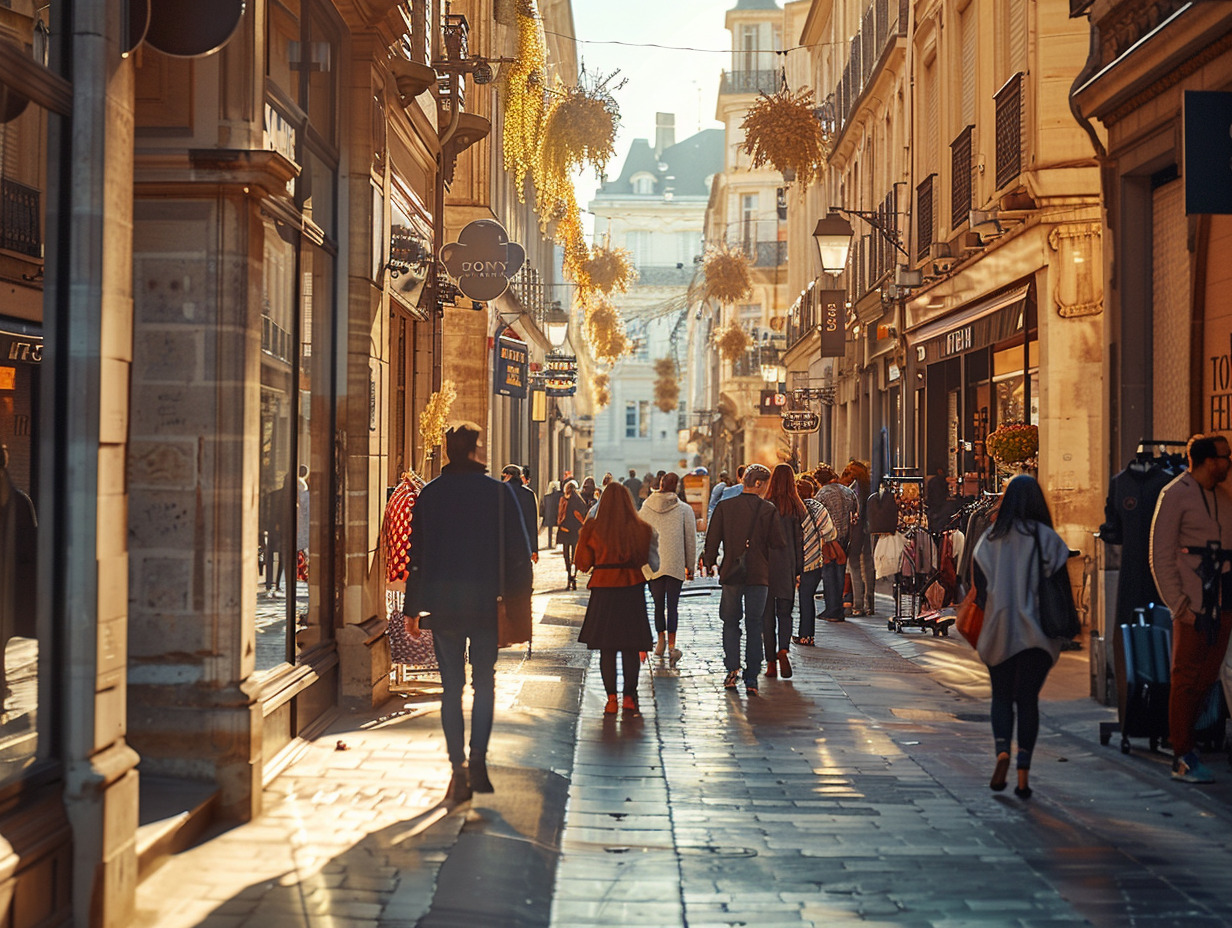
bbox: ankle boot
[445,767,472,803]
[469,758,494,793]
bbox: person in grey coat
[761,464,804,679]
[639,472,697,665]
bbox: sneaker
[723,669,740,689]
[746,687,759,697]
[1172,752,1215,783]
[792,636,815,647]
[603,694,618,715]
[622,695,641,718]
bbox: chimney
[654,113,675,159]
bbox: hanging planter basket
[578,243,636,297]
[584,295,633,366]
[739,86,832,189]
[654,358,679,413]
[985,422,1038,473]
[592,371,611,410]
[712,320,753,362]
[703,246,753,305]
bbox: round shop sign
[439,219,527,302]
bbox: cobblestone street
[136,548,1232,927]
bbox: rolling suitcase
[1100,604,1172,754]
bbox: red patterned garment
[383,474,419,583]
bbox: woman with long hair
[639,471,696,665]
[841,459,876,616]
[556,480,589,590]
[794,474,836,646]
[574,484,659,716]
[973,475,1071,799]
[761,464,805,678]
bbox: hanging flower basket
[712,320,752,362]
[739,86,832,188]
[578,244,636,297]
[654,358,679,413]
[583,295,633,365]
[703,246,753,305]
[592,371,611,410]
[985,422,1038,472]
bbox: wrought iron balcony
[719,69,780,96]
[832,0,908,137]
[750,241,788,267]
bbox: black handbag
[1035,528,1080,640]
[725,541,750,586]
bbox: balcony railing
[1,179,40,258]
[951,125,974,229]
[916,175,934,262]
[995,72,1023,190]
[719,69,781,96]
[750,240,788,267]
[832,0,908,137]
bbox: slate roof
[598,128,724,199]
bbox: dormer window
[631,172,655,195]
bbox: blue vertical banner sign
[494,333,528,398]
[818,289,846,357]
[1184,91,1232,215]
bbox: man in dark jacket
[502,464,539,564]
[701,463,785,695]
[410,424,532,802]
[622,468,643,506]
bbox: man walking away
[623,468,643,508]
[1150,433,1232,783]
[411,425,532,802]
[702,464,785,695]
[502,464,539,564]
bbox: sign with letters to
[494,334,528,399]
[818,289,845,357]
[440,219,527,301]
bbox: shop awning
[908,285,1029,365]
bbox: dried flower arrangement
[712,321,752,362]
[577,243,636,299]
[583,295,633,365]
[985,422,1039,471]
[739,86,831,188]
[501,2,547,197]
[654,358,679,413]
[703,246,753,305]
[538,81,619,185]
[592,371,611,410]
[418,379,458,473]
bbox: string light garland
[502,3,548,198]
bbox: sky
[564,2,737,222]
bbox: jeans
[600,649,642,696]
[848,544,875,612]
[988,647,1053,769]
[820,560,846,619]
[648,576,683,634]
[432,625,499,770]
[1170,612,1232,757]
[797,568,822,638]
[762,595,794,659]
[719,584,768,687]
[561,540,577,579]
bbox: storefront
[909,284,1037,495]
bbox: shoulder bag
[723,495,756,585]
[497,487,533,649]
[955,584,984,648]
[1034,527,1080,640]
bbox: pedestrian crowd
[402,432,1232,804]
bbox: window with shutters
[959,5,977,127]
[995,73,1022,190]
[951,125,974,229]
[916,175,934,262]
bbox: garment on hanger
[1100,452,1177,628]
[866,487,899,535]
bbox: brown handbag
[955,584,985,649]
[822,538,848,566]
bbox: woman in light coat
[973,475,1070,800]
[638,472,696,665]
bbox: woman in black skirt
[574,483,659,716]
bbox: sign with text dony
[494,334,528,399]
[440,219,527,301]
[818,289,846,357]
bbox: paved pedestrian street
[136,555,1232,927]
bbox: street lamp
[545,300,570,349]
[813,211,854,276]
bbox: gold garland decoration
[592,371,611,410]
[739,86,832,188]
[418,379,458,473]
[502,3,548,199]
[653,358,679,413]
[712,320,752,362]
[584,294,633,366]
[703,246,753,305]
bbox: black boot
[469,758,494,793]
[445,766,472,804]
